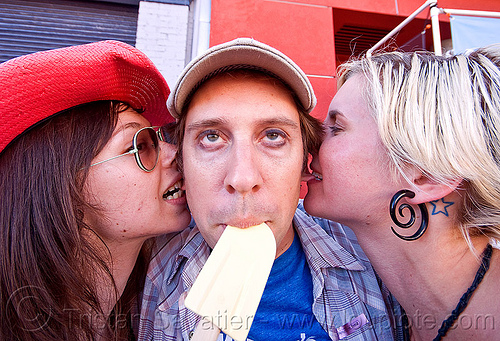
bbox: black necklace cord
[433,243,493,341]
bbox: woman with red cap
[0,41,190,340]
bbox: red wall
[210,0,337,122]
[210,0,500,121]
[209,0,500,197]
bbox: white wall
[135,1,190,87]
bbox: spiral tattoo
[390,190,428,241]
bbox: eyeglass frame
[88,126,165,172]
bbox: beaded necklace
[402,244,493,341]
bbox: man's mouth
[163,180,185,200]
[221,220,270,229]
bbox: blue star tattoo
[430,198,454,216]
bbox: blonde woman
[304,45,500,340]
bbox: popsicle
[185,222,276,341]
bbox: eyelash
[329,125,343,135]
[199,129,220,139]
[197,130,225,150]
[264,129,286,139]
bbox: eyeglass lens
[136,128,160,171]
[159,122,177,145]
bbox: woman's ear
[405,169,462,205]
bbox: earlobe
[390,190,429,241]
[406,172,462,205]
[301,172,316,182]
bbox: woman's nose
[159,141,177,168]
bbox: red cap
[0,40,171,153]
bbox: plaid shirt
[138,202,402,340]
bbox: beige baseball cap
[167,37,317,118]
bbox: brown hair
[173,69,323,173]
[0,101,148,340]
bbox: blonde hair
[337,44,500,243]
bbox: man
[138,38,398,340]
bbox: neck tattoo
[402,244,493,341]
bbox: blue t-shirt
[245,232,330,341]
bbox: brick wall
[135,1,190,87]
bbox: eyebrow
[259,117,299,129]
[185,117,228,134]
[185,116,300,133]
[112,121,144,138]
[328,109,342,120]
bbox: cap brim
[167,38,316,118]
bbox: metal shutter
[0,0,138,62]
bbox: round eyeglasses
[89,126,165,172]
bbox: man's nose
[224,142,263,194]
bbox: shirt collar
[294,207,365,272]
[166,227,209,288]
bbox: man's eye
[198,130,226,150]
[262,129,286,147]
[266,132,280,140]
[205,133,220,142]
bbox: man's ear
[405,169,462,205]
